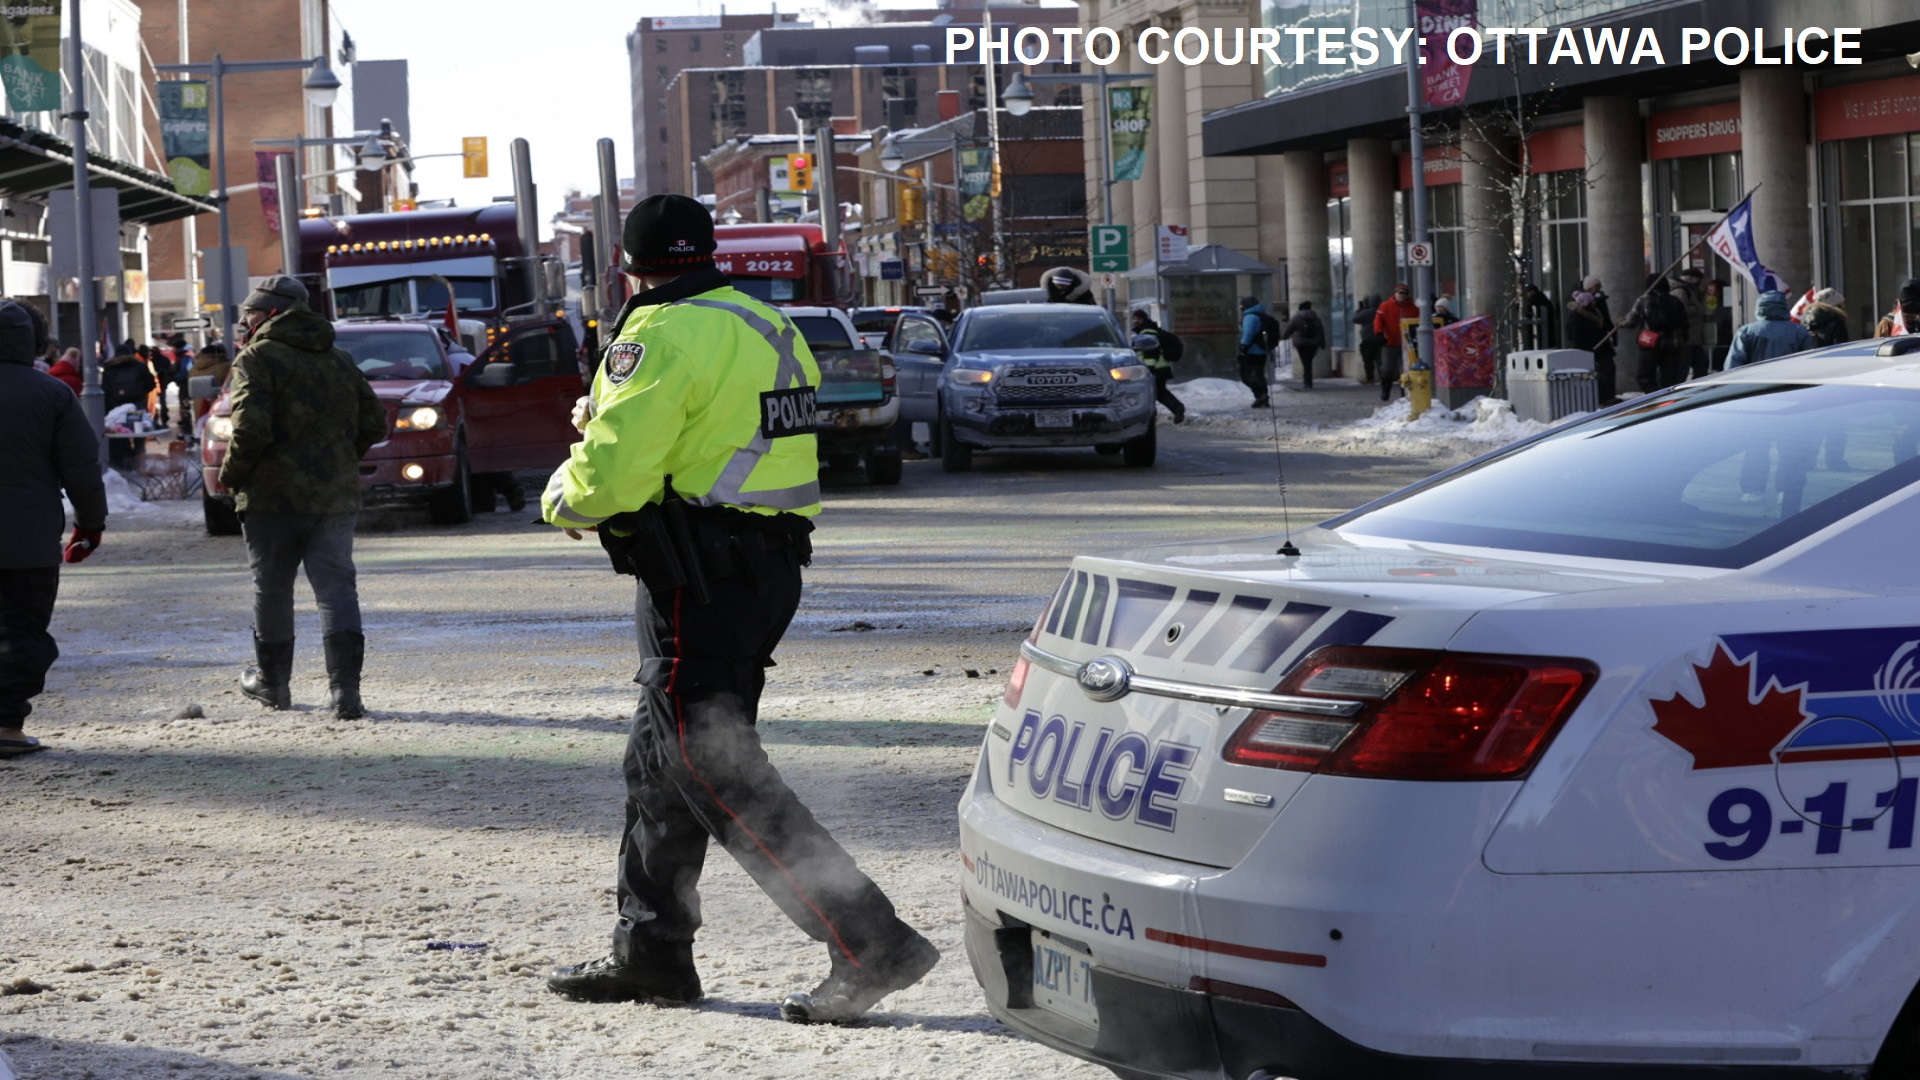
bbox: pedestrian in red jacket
[46,347,81,395]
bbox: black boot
[241,635,293,710]
[323,631,366,720]
[781,930,940,1024]
[547,941,701,1004]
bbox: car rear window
[851,310,902,333]
[336,331,449,380]
[1331,382,1920,568]
[793,316,854,351]
[957,310,1122,352]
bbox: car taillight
[1001,656,1030,708]
[1223,646,1595,781]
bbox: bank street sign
[1090,225,1130,272]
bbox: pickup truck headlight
[206,415,234,441]
[949,368,993,386]
[394,405,442,431]
[1109,364,1151,382]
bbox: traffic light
[462,136,488,179]
[899,175,924,226]
[787,153,813,192]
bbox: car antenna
[1269,405,1300,556]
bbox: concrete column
[1283,150,1331,373]
[1179,2,1259,253]
[1584,95,1643,323]
[1460,130,1512,322]
[1348,137,1397,305]
[1740,69,1812,294]
[1257,158,1287,271]
[1154,36,1191,234]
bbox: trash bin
[1506,349,1597,423]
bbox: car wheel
[940,418,972,472]
[867,445,903,485]
[202,494,241,536]
[429,441,474,525]
[1122,421,1157,467]
[1873,982,1920,1079]
[469,470,500,513]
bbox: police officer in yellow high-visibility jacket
[542,195,936,1024]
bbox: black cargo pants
[0,567,60,729]
[611,523,912,972]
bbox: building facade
[1199,0,1920,375]
[0,0,209,351]
[634,9,1078,202]
[137,0,345,335]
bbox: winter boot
[323,631,366,720]
[240,635,294,710]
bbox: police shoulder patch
[605,342,646,384]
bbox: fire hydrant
[1402,367,1433,419]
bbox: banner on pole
[959,147,992,221]
[158,81,212,196]
[1108,86,1152,183]
[1416,0,1478,109]
[0,3,61,113]
[256,152,284,234]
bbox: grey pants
[241,511,361,643]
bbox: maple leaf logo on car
[1650,642,1811,770]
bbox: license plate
[1031,935,1097,1028]
[1034,411,1074,429]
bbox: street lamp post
[155,53,340,352]
[1003,68,1150,312]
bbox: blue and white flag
[1705,195,1786,294]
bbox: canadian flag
[1893,302,1911,336]
[1788,288,1814,324]
[444,295,459,337]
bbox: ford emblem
[1077,656,1133,702]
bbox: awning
[0,118,216,225]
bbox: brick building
[136,0,343,333]
[631,8,1078,201]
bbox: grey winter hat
[241,274,308,313]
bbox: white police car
[960,336,1920,1079]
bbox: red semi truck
[196,201,584,533]
[710,222,859,310]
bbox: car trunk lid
[988,528,1679,867]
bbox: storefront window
[1674,156,1713,212]
[1873,134,1909,200]
[1826,132,1920,340]
[1327,196,1353,348]
[1423,186,1465,306]
[1535,172,1587,310]
[1839,139,1872,201]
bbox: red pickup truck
[197,319,582,534]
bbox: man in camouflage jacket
[219,275,385,719]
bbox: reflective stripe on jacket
[543,285,822,529]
